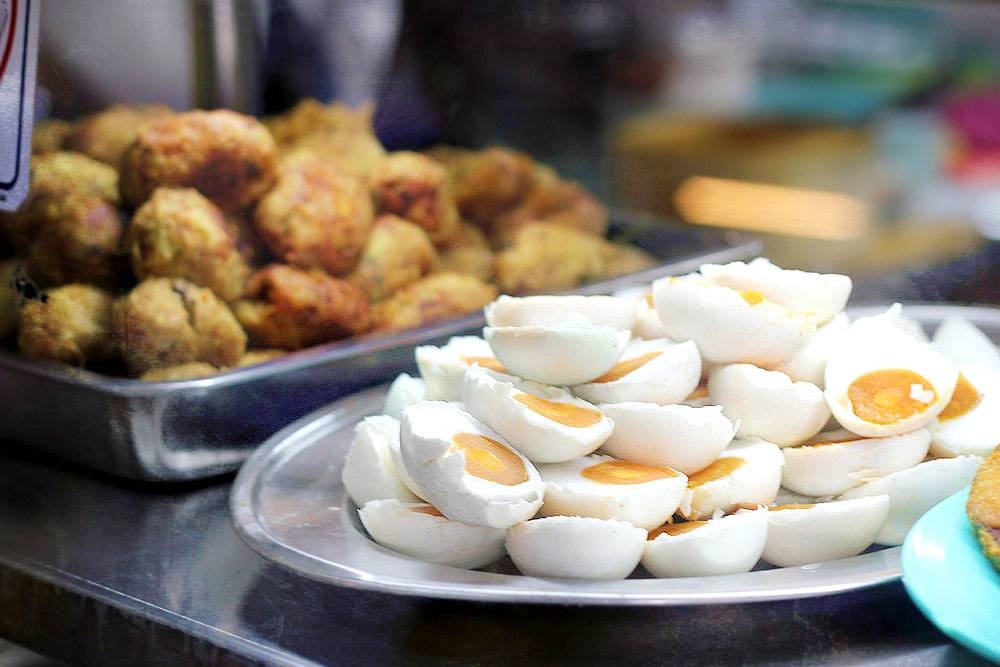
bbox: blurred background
[35,0,1000,278]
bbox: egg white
[679,437,784,520]
[358,499,506,569]
[931,317,1000,370]
[633,294,672,340]
[383,373,427,419]
[415,336,503,401]
[505,516,646,580]
[342,415,420,505]
[462,367,613,463]
[772,312,849,387]
[598,402,735,474]
[485,294,637,331]
[536,454,688,530]
[572,338,701,405]
[642,507,768,577]
[929,365,1000,458]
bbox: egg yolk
[687,457,745,488]
[513,393,603,427]
[460,355,507,373]
[739,289,764,305]
[451,433,528,486]
[591,351,663,383]
[687,381,709,400]
[770,503,816,512]
[938,373,982,422]
[409,504,445,517]
[582,460,679,485]
[648,520,707,540]
[847,369,938,425]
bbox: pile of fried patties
[1,100,653,380]
[344,258,995,580]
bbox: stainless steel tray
[229,304,1000,605]
[0,215,759,481]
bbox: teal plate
[902,488,1000,664]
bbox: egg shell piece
[342,416,420,505]
[358,499,507,569]
[761,495,890,567]
[505,516,646,580]
[642,507,768,577]
[699,257,852,324]
[485,295,638,331]
[838,455,983,545]
[772,312,850,388]
[383,373,427,419]
[572,338,701,406]
[824,304,959,438]
[709,364,831,447]
[462,367,613,463]
[929,365,1000,458]
[536,454,688,530]
[652,276,815,365]
[599,402,735,474]
[931,318,1000,371]
[400,401,544,529]
[679,437,784,520]
[485,317,630,386]
[781,428,931,497]
[416,336,500,401]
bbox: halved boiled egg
[358,499,506,569]
[633,292,671,340]
[462,366,613,463]
[505,516,646,579]
[485,314,630,386]
[485,294,637,331]
[342,415,421,505]
[772,312,850,388]
[929,365,1000,458]
[536,454,687,529]
[598,402,735,474]
[679,438,784,520]
[838,455,983,545]
[781,428,931,497]
[825,304,959,437]
[572,338,701,405]
[652,275,815,365]
[642,507,768,577]
[931,317,1000,371]
[699,257,851,324]
[383,373,426,419]
[708,364,830,447]
[416,336,507,401]
[760,496,890,567]
[399,401,544,528]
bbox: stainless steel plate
[0,215,759,481]
[231,304,1000,605]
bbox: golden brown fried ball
[0,260,19,341]
[234,264,372,349]
[127,188,250,301]
[435,146,537,227]
[26,195,129,290]
[493,223,653,295]
[31,119,74,154]
[370,152,459,245]
[18,284,116,365]
[140,362,219,382]
[279,131,386,182]
[237,348,286,367]
[254,160,373,275]
[436,222,494,282]
[349,214,437,301]
[968,446,1000,570]
[264,99,375,146]
[491,170,608,247]
[65,103,173,167]
[113,277,246,375]
[120,109,277,211]
[371,272,497,332]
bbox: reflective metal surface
[0,217,759,482]
[231,303,1000,606]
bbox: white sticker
[0,0,39,211]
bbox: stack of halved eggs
[342,258,993,580]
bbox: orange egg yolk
[581,460,679,485]
[591,351,663,383]
[648,520,707,540]
[847,369,937,425]
[938,373,981,422]
[687,457,745,488]
[451,433,528,486]
[409,504,445,517]
[513,393,603,427]
[739,289,764,305]
[770,503,816,512]
[460,355,507,373]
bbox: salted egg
[383,373,426,419]
[931,317,1000,371]
[678,438,784,520]
[416,336,507,401]
[642,507,768,577]
[772,312,850,387]
[572,338,701,405]
[485,294,637,331]
[342,415,420,505]
[505,516,646,580]
[929,365,1000,458]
